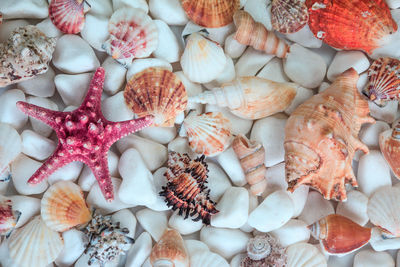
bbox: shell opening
[153,259,175,267]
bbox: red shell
[306,0,397,54]
[49,0,85,34]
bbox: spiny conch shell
[379,122,400,180]
[306,0,398,54]
[49,0,89,34]
[0,195,21,237]
[364,57,400,106]
[188,76,298,120]
[0,123,21,183]
[308,214,371,255]
[102,8,158,67]
[8,216,64,267]
[180,0,240,28]
[180,32,227,84]
[271,0,309,34]
[284,68,375,201]
[232,134,267,196]
[41,180,92,232]
[183,112,232,156]
[0,25,57,87]
[286,242,327,267]
[233,10,290,58]
[150,228,189,267]
[367,186,400,238]
[124,67,188,127]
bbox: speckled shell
[8,216,64,267]
[181,0,240,28]
[284,68,374,201]
[0,25,57,87]
[0,123,21,182]
[150,229,189,267]
[271,0,309,34]
[124,67,187,127]
[309,214,371,255]
[306,0,398,54]
[41,181,91,232]
[103,8,158,67]
[286,243,327,267]
[0,196,20,237]
[233,10,290,58]
[49,0,86,34]
[183,112,232,157]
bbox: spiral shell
[271,0,309,34]
[49,0,86,34]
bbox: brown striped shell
[49,0,86,34]
[271,0,309,34]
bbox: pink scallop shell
[49,0,86,34]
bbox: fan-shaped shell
[271,0,309,34]
[180,32,227,84]
[181,0,240,28]
[124,67,187,127]
[8,216,64,267]
[0,123,21,180]
[286,243,327,267]
[103,8,158,67]
[190,250,229,267]
[0,196,20,237]
[49,0,86,34]
[41,180,91,232]
[183,112,232,156]
[306,0,398,54]
[379,123,400,179]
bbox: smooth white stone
[125,232,152,267]
[298,191,334,225]
[102,57,127,95]
[248,190,294,232]
[53,35,100,74]
[118,148,157,206]
[0,0,48,19]
[139,126,177,145]
[284,25,322,48]
[190,250,230,267]
[336,190,369,226]
[136,209,168,241]
[36,18,63,38]
[318,82,331,93]
[369,101,398,124]
[256,57,290,82]
[370,227,400,251]
[168,210,203,235]
[21,130,56,161]
[370,28,400,60]
[0,89,28,130]
[11,154,48,195]
[270,219,310,247]
[167,136,198,159]
[81,14,109,51]
[250,113,287,167]
[184,240,209,258]
[149,0,188,25]
[18,67,55,97]
[359,121,390,149]
[207,162,232,201]
[117,135,168,172]
[230,253,247,267]
[284,86,314,115]
[148,167,170,211]
[387,0,400,9]
[215,147,246,187]
[357,150,392,197]
[244,0,272,30]
[26,96,58,137]
[327,251,355,267]
[86,177,132,214]
[204,56,236,90]
[235,47,275,76]
[206,24,235,46]
[284,44,327,88]
[55,73,91,107]
[55,229,86,267]
[288,185,309,217]
[327,51,370,82]
[240,192,258,232]
[153,20,182,63]
[0,180,9,195]
[112,209,137,239]
[354,249,394,267]
[112,0,148,13]
[102,91,134,121]
[0,19,30,42]
[126,58,172,81]
[9,195,40,228]
[200,227,251,259]
[224,33,247,59]
[88,0,113,17]
[262,162,287,197]
[357,72,369,95]
[47,161,84,184]
[311,43,337,67]
[175,71,203,113]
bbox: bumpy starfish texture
[16,67,154,201]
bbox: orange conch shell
[271,0,309,34]
[379,122,400,179]
[306,0,398,54]
[284,68,375,201]
[232,135,267,196]
[308,214,371,255]
[233,10,290,58]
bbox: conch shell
[379,122,400,180]
[188,76,298,120]
[232,134,267,196]
[284,68,375,201]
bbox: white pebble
[224,33,247,59]
[112,209,137,239]
[126,58,172,81]
[284,86,314,115]
[284,25,322,48]
[125,232,152,267]
[257,57,290,83]
[318,82,331,93]
[153,20,182,63]
[36,18,63,38]
[81,14,109,51]
[240,192,258,233]
[168,210,203,235]
[327,51,370,82]
[206,24,235,46]
[168,137,198,159]
[88,0,113,17]
[139,126,177,144]
[184,240,209,258]
[370,227,400,251]
[136,209,168,241]
[298,191,334,225]
[112,0,148,13]
[230,253,247,267]
[149,0,188,25]
[0,89,28,130]
[26,96,58,137]
[150,167,170,211]
[215,147,246,187]
[270,219,310,247]
[175,71,203,113]
[311,43,337,67]
[235,47,274,76]
[102,91,134,121]
[336,190,369,226]
[262,162,287,197]
[55,73,91,107]
[369,101,398,124]
[387,0,400,9]
[204,55,236,90]
[359,121,390,149]
[21,130,56,161]
[55,229,86,267]
[206,162,232,201]
[0,19,30,42]
[0,0,48,19]
[354,249,394,267]
[327,251,355,267]
[18,67,55,97]
[9,195,40,228]
[101,57,127,95]
[244,0,272,30]
[288,185,309,217]
[48,162,84,184]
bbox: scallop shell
[367,186,400,238]
[0,195,20,237]
[379,122,400,180]
[284,68,375,201]
[124,67,188,127]
[271,0,309,34]
[183,112,232,157]
[308,214,371,255]
[286,242,327,267]
[364,57,400,106]
[180,32,227,84]
[190,250,229,267]
[181,0,240,28]
[306,0,398,54]
[8,216,64,267]
[49,0,86,34]
[150,229,189,267]
[0,123,21,181]
[103,8,158,67]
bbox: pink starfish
[17,67,153,201]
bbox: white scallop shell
[190,250,229,267]
[287,243,327,267]
[180,32,227,83]
[0,123,21,180]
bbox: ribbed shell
[271,0,309,34]
[0,196,19,237]
[286,243,327,267]
[0,123,21,180]
[8,216,64,267]
[306,0,398,54]
[49,0,85,34]
[379,123,400,179]
[103,8,158,67]
[247,234,272,260]
[190,251,229,267]
[183,112,232,157]
[124,67,187,126]
[181,0,240,28]
[41,180,91,232]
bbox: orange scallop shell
[49,0,85,34]
[271,0,309,34]
[306,0,398,54]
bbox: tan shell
[284,68,374,201]
[271,0,309,34]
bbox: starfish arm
[87,154,114,201]
[105,115,154,145]
[80,68,105,112]
[16,101,65,128]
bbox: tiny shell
[0,195,20,237]
[271,0,309,34]
[308,214,371,255]
[49,0,86,34]
[286,242,327,267]
[247,234,271,260]
[124,67,187,126]
[0,123,21,183]
[379,122,400,180]
[181,0,240,28]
